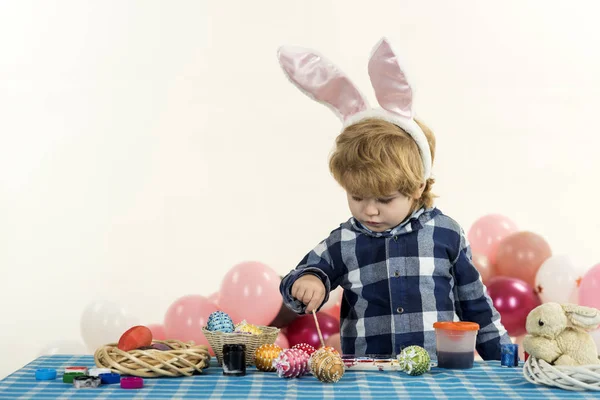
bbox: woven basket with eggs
[202,311,279,366]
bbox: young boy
[277,38,510,360]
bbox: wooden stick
[312,310,325,348]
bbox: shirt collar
[350,207,438,238]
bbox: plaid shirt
[280,207,511,360]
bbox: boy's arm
[452,228,512,360]
[280,235,343,315]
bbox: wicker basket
[94,339,211,378]
[202,325,279,366]
[523,356,600,391]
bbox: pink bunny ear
[368,38,413,118]
[278,46,368,121]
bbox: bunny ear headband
[277,37,432,181]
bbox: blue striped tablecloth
[0,355,596,399]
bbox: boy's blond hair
[329,118,437,209]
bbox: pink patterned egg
[274,348,309,378]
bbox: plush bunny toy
[523,303,600,366]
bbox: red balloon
[287,313,340,349]
[486,276,541,337]
[495,231,552,287]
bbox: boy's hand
[291,274,326,313]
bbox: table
[0,355,596,399]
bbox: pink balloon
[324,333,342,354]
[590,328,600,355]
[147,324,166,340]
[163,295,218,352]
[579,263,600,309]
[218,261,282,325]
[486,276,541,337]
[495,231,552,287]
[467,214,518,265]
[472,252,494,285]
[287,313,340,349]
[321,287,342,311]
[275,332,289,349]
[511,335,526,361]
[207,292,220,307]
[322,288,343,321]
[322,303,341,321]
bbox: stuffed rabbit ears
[277,38,431,180]
[277,38,414,121]
[276,44,369,122]
[562,304,600,330]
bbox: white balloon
[80,300,139,352]
[38,340,89,356]
[535,255,584,304]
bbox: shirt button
[396,307,404,314]
[394,271,400,277]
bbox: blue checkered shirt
[280,207,511,360]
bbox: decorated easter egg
[234,320,262,335]
[254,344,282,372]
[151,342,172,351]
[310,348,345,383]
[321,346,339,355]
[397,345,431,376]
[207,311,235,333]
[274,348,309,378]
[118,326,153,351]
[292,343,316,356]
[310,347,338,372]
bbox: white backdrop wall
[1,0,599,378]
